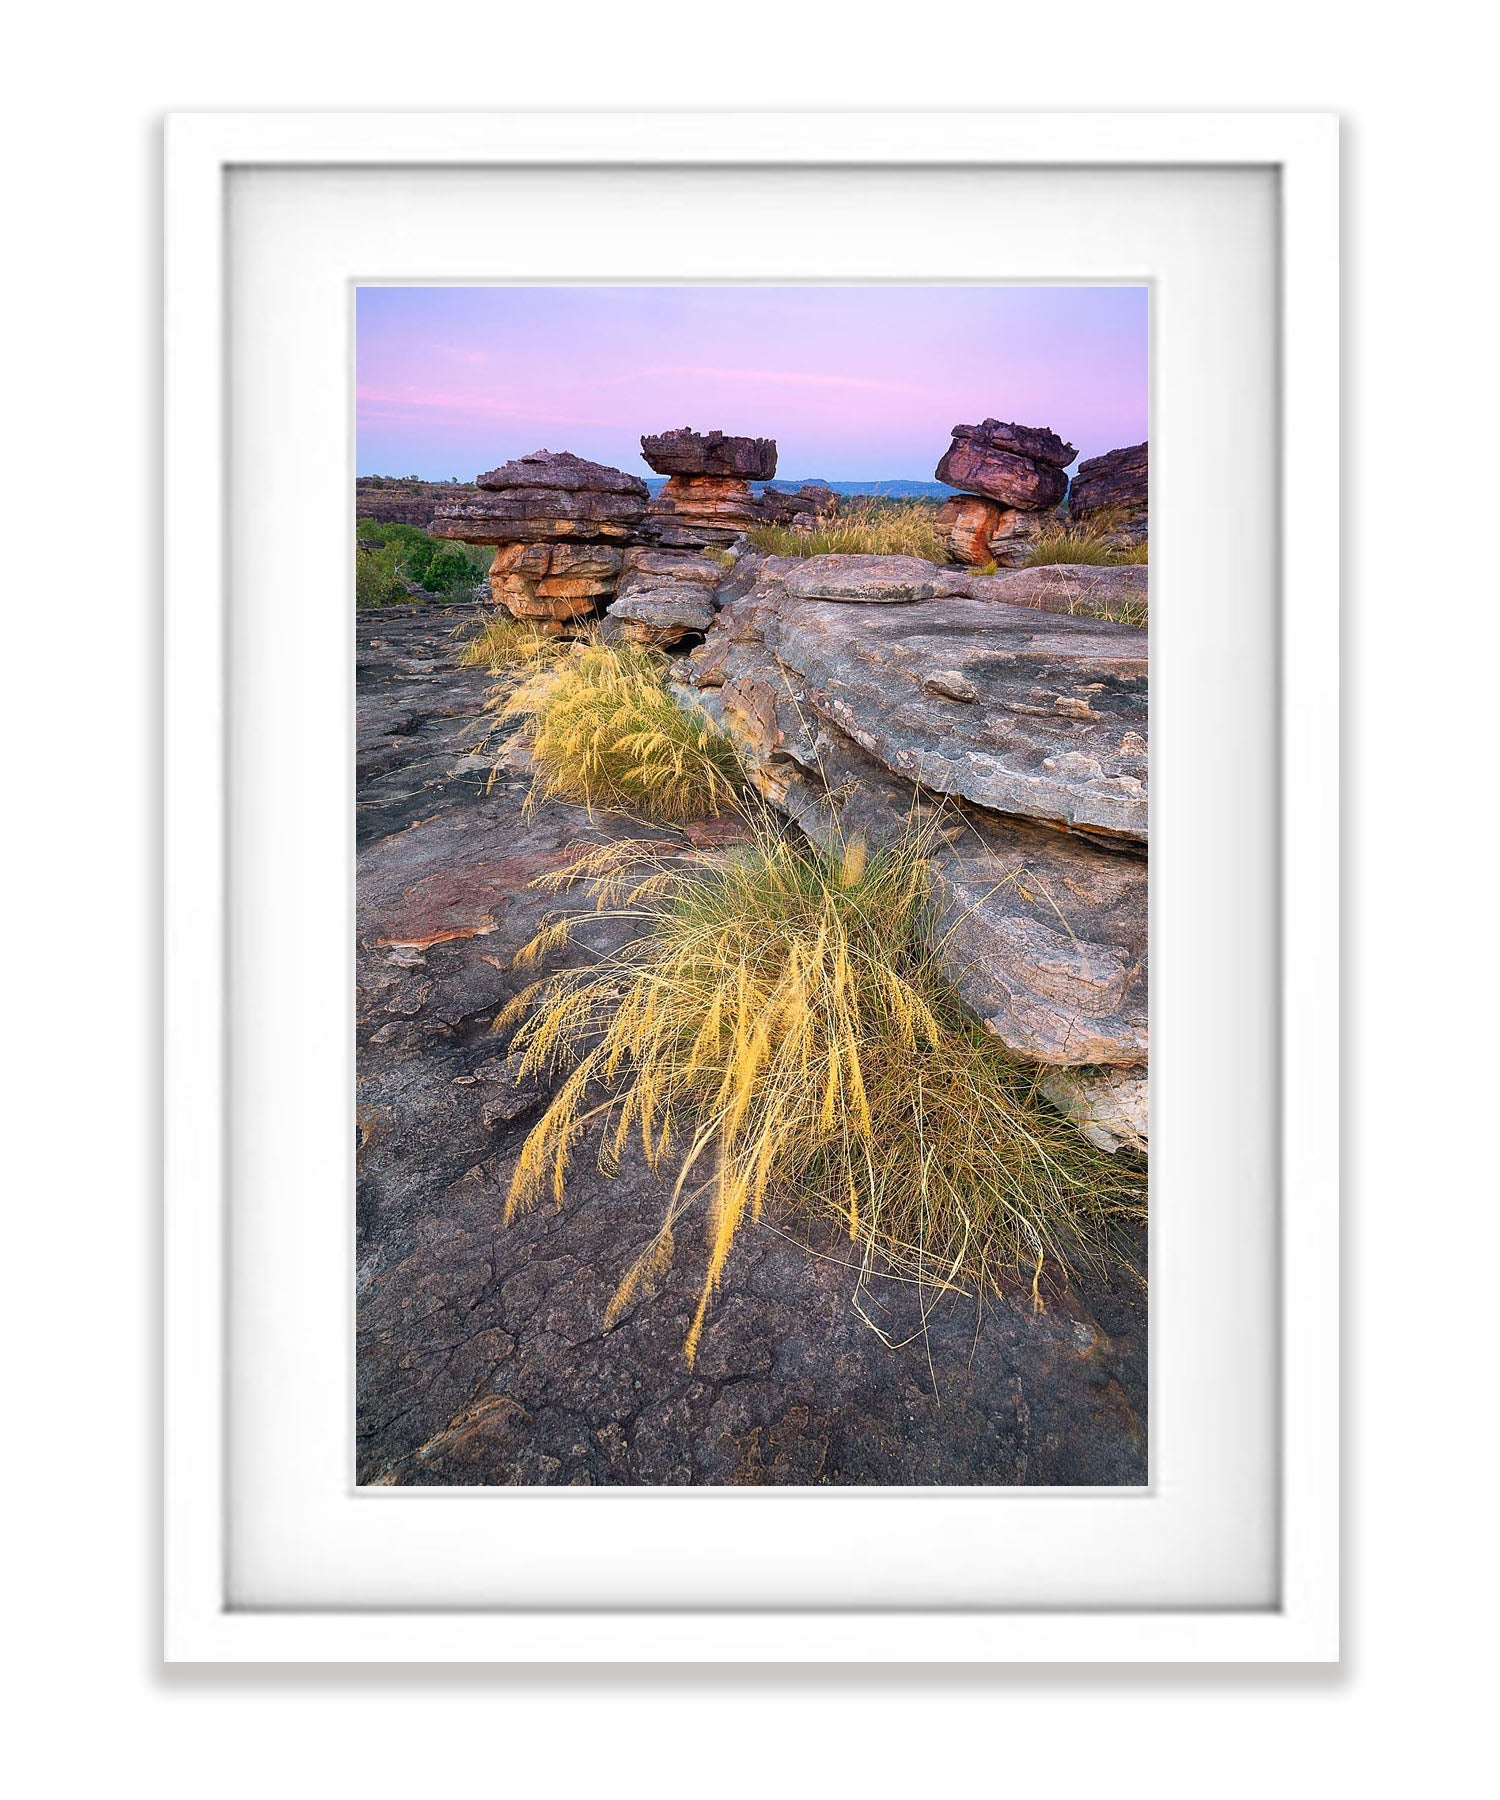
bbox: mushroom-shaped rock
[640,427,778,480]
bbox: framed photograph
[164,111,1338,1662]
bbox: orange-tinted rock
[937,495,1008,564]
[644,473,761,549]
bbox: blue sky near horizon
[356,286,1148,483]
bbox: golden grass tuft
[453,610,570,674]
[1021,508,1149,570]
[497,815,1145,1364]
[746,497,948,563]
[487,637,743,822]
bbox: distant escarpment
[356,476,482,528]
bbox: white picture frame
[164,111,1338,1663]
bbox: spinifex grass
[453,610,569,674]
[1021,509,1150,572]
[487,637,744,821]
[746,497,948,563]
[497,816,1145,1364]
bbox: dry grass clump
[498,816,1145,1364]
[747,498,947,563]
[488,638,743,821]
[1022,509,1149,569]
[453,610,570,673]
[1048,580,1149,629]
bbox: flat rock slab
[688,586,1148,841]
[949,563,1148,626]
[641,427,777,479]
[776,553,960,603]
[356,605,1146,1485]
[677,646,1147,1074]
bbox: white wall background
[4,4,1492,1792]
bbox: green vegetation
[500,815,1145,1364]
[746,497,948,563]
[486,637,743,821]
[355,520,491,608]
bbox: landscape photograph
[355,284,1150,1486]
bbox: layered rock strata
[597,427,780,646]
[934,419,1077,568]
[431,450,649,631]
[606,545,727,648]
[675,556,1148,1151]
[640,427,775,549]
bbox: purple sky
[356,286,1147,482]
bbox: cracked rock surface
[356,604,1146,1485]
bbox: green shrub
[355,540,413,607]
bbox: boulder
[937,440,1069,512]
[952,419,1077,469]
[641,426,777,480]
[608,588,718,647]
[1068,442,1148,520]
[775,554,961,604]
[674,596,1148,1090]
[935,419,1073,511]
[683,582,1147,842]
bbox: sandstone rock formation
[641,428,775,549]
[1067,441,1149,551]
[604,545,730,646]
[641,426,777,479]
[430,450,649,631]
[1069,441,1148,520]
[934,419,1078,566]
[935,496,1053,568]
[674,554,1148,1149]
[936,418,1075,509]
